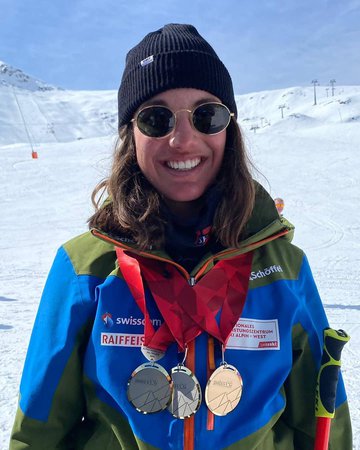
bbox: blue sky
[1,0,359,94]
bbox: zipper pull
[189,276,196,286]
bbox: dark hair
[88,118,255,250]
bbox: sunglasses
[132,102,234,138]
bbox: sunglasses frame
[132,101,234,138]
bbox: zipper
[207,336,215,431]
[189,276,196,286]
[184,340,196,450]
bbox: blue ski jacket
[10,186,352,450]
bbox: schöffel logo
[250,265,283,281]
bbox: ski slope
[0,70,359,448]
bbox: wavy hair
[88,118,255,250]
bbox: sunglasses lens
[136,106,174,137]
[193,103,231,135]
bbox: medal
[127,362,173,414]
[205,363,243,416]
[117,249,175,414]
[168,365,202,419]
[167,347,202,419]
[116,248,252,418]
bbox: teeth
[167,158,201,170]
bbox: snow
[0,60,56,92]
[0,65,359,448]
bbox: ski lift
[12,86,39,159]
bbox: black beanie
[117,23,237,128]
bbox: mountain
[235,85,360,131]
[0,60,359,151]
[0,60,57,92]
[0,61,117,145]
[0,61,359,147]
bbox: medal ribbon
[116,248,253,352]
[136,253,253,350]
[116,248,175,351]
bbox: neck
[163,198,205,221]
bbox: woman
[10,24,351,450]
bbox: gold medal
[127,362,173,414]
[167,365,202,419]
[205,363,243,416]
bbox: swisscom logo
[102,313,162,329]
[102,312,114,328]
[116,316,162,327]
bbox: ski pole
[314,328,350,450]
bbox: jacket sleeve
[281,254,352,450]
[9,247,97,450]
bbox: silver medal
[127,362,173,414]
[167,365,202,419]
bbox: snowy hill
[0,84,117,145]
[236,85,360,132]
[0,60,117,145]
[0,60,56,91]
[0,62,358,146]
[0,64,360,448]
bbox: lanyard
[116,248,174,351]
[116,248,253,352]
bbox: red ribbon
[116,248,253,352]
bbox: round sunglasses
[132,102,234,138]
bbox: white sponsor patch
[140,55,154,66]
[227,318,280,350]
[101,332,144,347]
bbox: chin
[171,185,209,201]
[167,193,204,203]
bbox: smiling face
[133,88,227,216]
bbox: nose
[169,110,196,149]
